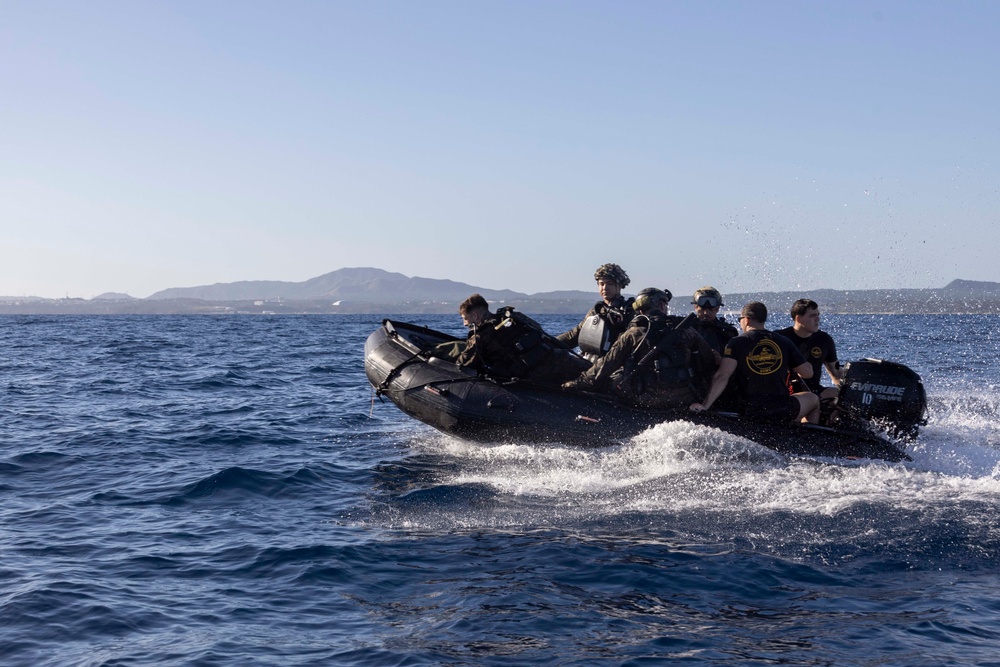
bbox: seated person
[775,298,844,404]
[562,287,715,409]
[690,301,820,423]
[689,286,739,410]
[557,263,635,362]
[690,286,738,366]
[456,294,589,385]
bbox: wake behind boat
[364,319,927,462]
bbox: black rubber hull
[365,320,912,462]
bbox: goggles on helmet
[695,295,721,308]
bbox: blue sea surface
[2,313,1000,666]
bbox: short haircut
[459,293,489,315]
[741,301,768,324]
[790,298,819,319]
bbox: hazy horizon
[0,266,989,303]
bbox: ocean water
[2,313,1000,666]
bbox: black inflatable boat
[364,319,927,462]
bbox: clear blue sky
[3,1,998,299]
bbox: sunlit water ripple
[2,313,1000,666]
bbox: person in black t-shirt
[775,298,844,403]
[690,301,820,423]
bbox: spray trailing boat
[364,319,927,462]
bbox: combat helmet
[633,287,672,312]
[594,263,630,289]
[692,286,723,308]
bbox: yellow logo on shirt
[747,339,784,375]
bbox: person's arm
[793,361,814,380]
[457,326,491,370]
[781,334,812,380]
[690,357,736,412]
[563,331,632,389]
[456,331,479,369]
[556,309,595,348]
[687,329,718,377]
[824,336,843,385]
[555,326,579,348]
[824,361,844,386]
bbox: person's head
[739,301,768,330]
[790,298,821,333]
[691,286,724,322]
[459,293,490,327]
[593,263,630,304]
[633,287,672,315]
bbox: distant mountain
[5,271,1000,315]
[147,267,592,304]
[942,279,1000,293]
[92,292,136,301]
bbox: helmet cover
[594,263,630,289]
[634,287,672,312]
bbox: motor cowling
[838,358,927,440]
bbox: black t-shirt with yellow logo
[775,327,838,392]
[724,330,807,411]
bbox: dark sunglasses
[694,296,721,308]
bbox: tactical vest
[628,315,699,391]
[492,307,553,377]
[653,346,697,386]
[694,317,738,354]
[577,298,635,357]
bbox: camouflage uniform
[556,294,636,360]
[459,308,590,385]
[567,311,715,408]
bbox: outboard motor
[837,358,927,440]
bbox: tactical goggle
[694,295,721,308]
